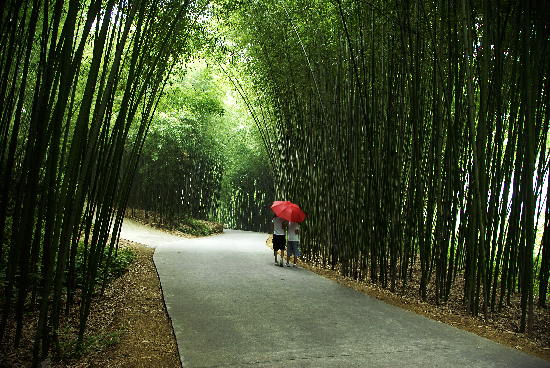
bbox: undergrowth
[58,324,125,357]
[73,241,136,289]
[178,217,213,236]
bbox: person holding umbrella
[272,215,287,267]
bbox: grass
[58,324,125,357]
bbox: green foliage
[0,0,220,360]
[160,63,225,118]
[109,247,137,278]
[72,242,136,289]
[127,61,226,223]
[126,46,276,232]
[212,0,550,331]
[178,218,212,236]
[58,324,124,357]
[216,117,274,232]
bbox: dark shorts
[273,235,286,251]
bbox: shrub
[178,218,211,236]
[73,241,136,289]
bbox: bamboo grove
[126,108,225,226]
[125,114,275,233]
[0,0,208,364]
[124,61,275,233]
[221,0,550,334]
[1,0,550,363]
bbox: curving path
[119,219,550,368]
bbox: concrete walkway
[119,219,550,368]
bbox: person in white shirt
[285,222,300,267]
[272,216,287,266]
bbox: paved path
[119,219,550,368]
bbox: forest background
[1,0,550,366]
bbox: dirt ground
[0,238,181,368]
[2,224,550,367]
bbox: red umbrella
[271,201,306,222]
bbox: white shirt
[273,217,285,235]
[287,222,299,241]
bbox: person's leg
[274,236,282,265]
[292,242,300,266]
[287,241,296,266]
[286,243,291,264]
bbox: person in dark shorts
[272,215,287,267]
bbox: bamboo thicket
[226,0,550,335]
[0,0,201,363]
